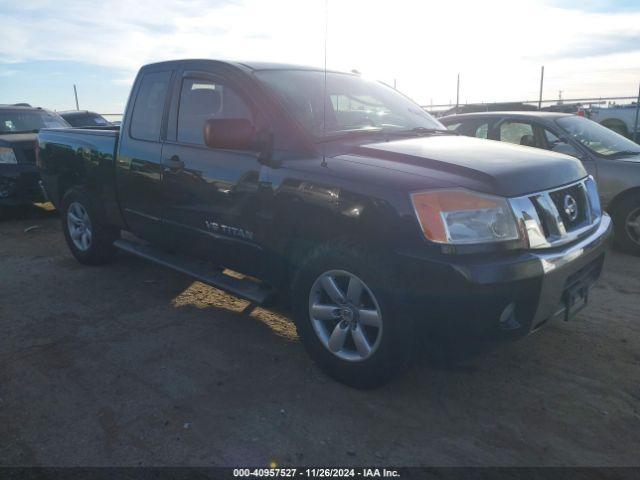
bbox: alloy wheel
[625,206,640,246]
[308,270,383,362]
[67,202,93,252]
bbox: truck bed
[37,126,123,228]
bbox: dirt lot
[1,206,639,467]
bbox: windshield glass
[255,69,445,138]
[556,115,640,158]
[0,109,69,133]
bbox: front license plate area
[563,284,590,321]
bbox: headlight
[584,176,602,222]
[411,189,520,244]
[0,147,17,164]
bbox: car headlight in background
[0,147,17,164]
[411,189,520,244]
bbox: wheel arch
[607,186,640,216]
[57,170,85,206]
[268,191,402,291]
[600,118,630,137]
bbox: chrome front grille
[509,177,602,249]
[548,182,589,230]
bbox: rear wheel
[292,242,414,388]
[61,188,119,264]
[612,191,640,255]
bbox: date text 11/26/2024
[233,468,401,478]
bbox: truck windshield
[556,115,640,158]
[254,69,445,139]
[0,109,69,134]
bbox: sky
[1,0,640,114]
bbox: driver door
[161,71,265,277]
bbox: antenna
[320,0,328,166]
[73,84,80,110]
[322,0,328,140]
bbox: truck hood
[347,135,587,197]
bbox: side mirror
[551,140,581,158]
[203,118,256,150]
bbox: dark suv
[0,104,69,215]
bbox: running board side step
[113,239,273,305]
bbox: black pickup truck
[38,59,611,387]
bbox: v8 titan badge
[205,220,254,240]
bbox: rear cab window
[130,71,172,141]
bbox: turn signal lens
[411,189,520,244]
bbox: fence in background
[421,96,638,113]
[97,94,640,142]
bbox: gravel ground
[1,206,639,467]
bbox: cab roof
[140,59,346,74]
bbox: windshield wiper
[317,126,458,143]
[390,127,458,136]
[411,127,458,135]
[609,150,640,158]
[317,128,384,143]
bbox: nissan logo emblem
[563,194,579,222]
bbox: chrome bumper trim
[530,213,611,328]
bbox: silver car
[441,112,640,254]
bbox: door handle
[165,155,184,171]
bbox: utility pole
[393,78,397,89]
[455,73,460,114]
[73,85,79,110]
[634,82,640,143]
[538,66,544,110]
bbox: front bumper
[0,164,45,206]
[396,213,612,338]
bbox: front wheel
[61,188,119,265]
[612,192,640,255]
[291,242,414,388]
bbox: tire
[291,241,414,388]
[61,188,119,265]
[611,191,640,255]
